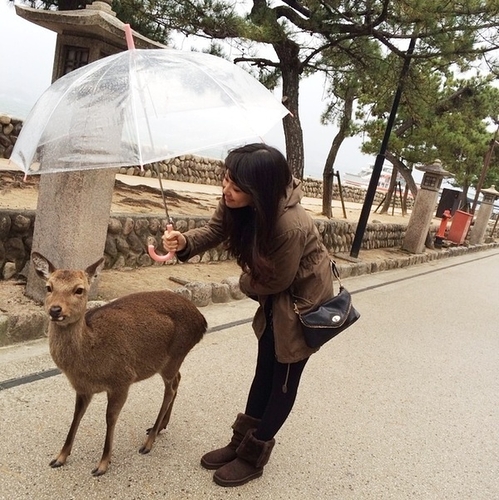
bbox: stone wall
[0,208,413,280]
[0,115,22,159]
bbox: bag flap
[298,287,352,329]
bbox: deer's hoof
[91,466,107,477]
[49,458,65,468]
[139,445,151,455]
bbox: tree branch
[280,0,311,18]
[234,56,281,69]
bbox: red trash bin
[446,210,473,244]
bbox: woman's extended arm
[162,200,226,261]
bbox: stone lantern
[16,0,163,81]
[15,1,164,302]
[402,159,452,254]
[469,185,499,244]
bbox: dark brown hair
[222,143,292,283]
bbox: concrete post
[402,160,451,254]
[16,1,164,301]
[469,185,499,245]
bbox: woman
[162,143,335,487]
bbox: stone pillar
[25,169,116,301]
[469,185,499,245]
[402,160,451,254]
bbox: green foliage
[16,0,499,188]
[16,0,90,9]
[358,66,499,191]
[112,0,170,43]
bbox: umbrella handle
[148,223,176,262]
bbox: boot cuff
[231,413,261,434]
[236,429,275,468]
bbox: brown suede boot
[200,413,261,470]
[213,429,275,487]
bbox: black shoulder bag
[293,261,360,348]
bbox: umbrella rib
[127,50,145,168]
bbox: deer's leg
[91,387,129,477]
[50,392,92,469]
[146,371,181,436]
[159,371,181,431]
[140,368,182,455]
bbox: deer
[31,252,207,477]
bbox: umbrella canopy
[10,48,289,175]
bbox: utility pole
[350,36,417,259]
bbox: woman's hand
[162,230,187,253]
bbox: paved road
[1,249,498,500]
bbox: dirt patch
[97,259,241,302]
[0,169,417,223]
[0,258,241,317]
[0,170,220,217]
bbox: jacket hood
[280,177,303,214]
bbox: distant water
[0,95,35,121]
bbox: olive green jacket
[177,178,335,363]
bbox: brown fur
[31,252,207,476]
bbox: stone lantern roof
[416,159,452,178]
[15,1,165,50]
[481,185,499,198]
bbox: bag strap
[331,260,343,288]
[292,260,343,313]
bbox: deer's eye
[75,287,84,296]
[46,285,52,293]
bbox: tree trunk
[379,166,398,214]
[402,183,409,216]
[462,183,471,211]
[385,151,419,197]
[274,41,304,179]
[321,92,354,218]
[322,170,334,218]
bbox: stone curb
[1,242,498,348]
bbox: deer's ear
[85,258,105,284]
[31,252,56,280]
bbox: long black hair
[222,143,292,283]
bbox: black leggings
[244,318,309,441]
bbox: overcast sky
[0,1,376,178]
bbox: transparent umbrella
[10,28,289,262]
[9,45,288,175]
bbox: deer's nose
[49,306,63,319]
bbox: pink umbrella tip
[124,24,135,50]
